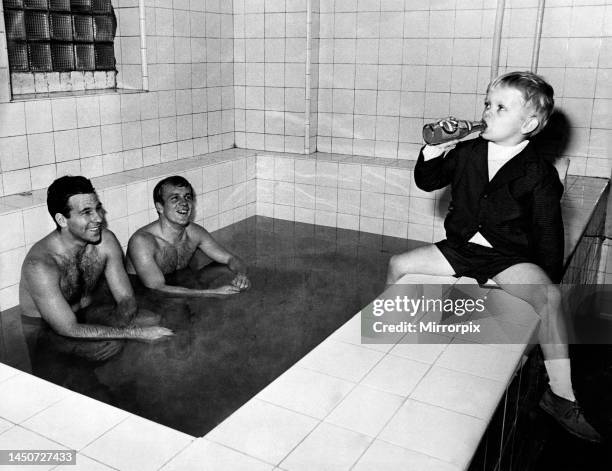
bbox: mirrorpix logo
[362,284,486,342]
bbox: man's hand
[231,274,251,291]
[137,326,175,341]
[422,139,460,160]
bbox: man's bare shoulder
[20,238,60,315]
[128,222,162,251]
[185,221,211,240]
[21,233,63,284]
[98,227,122,252]
[24,232,59,266]
[130,221,161,241]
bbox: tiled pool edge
[198,278,540,471]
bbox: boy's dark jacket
[415,137,564,283]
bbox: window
[3,0,117,94]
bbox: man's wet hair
[153,176,194,206]
[487,70,555,136]
[47,176,97,229]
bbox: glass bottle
[422,117,486,145]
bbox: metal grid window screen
[3,0,116,73]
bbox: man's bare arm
[195,226,251,290]
[22,258,173,341]
[127,232,239,297]
[101,229,139,321]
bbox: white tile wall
[234,0,311,154]
[308,1,612,175]
[256,152,448,241]
[0,1,235,197]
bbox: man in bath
[20,176,174,361]
[126,175,250,296]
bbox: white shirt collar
[487,140,529,161]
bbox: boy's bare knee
[387,255,402,283]
[545,284,562,307]
[522,284,561,314]
[388,245,451,281]
[388,254,400,271]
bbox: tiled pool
[0,216,422,436]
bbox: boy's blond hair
[487,71,554,136]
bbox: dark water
[0,216,422,436]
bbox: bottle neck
[469,121,486,132]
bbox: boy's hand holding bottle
[422,117,485,160]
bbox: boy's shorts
[435,240,530,285]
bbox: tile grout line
[348,344,443,468]
[273,327,396,467]
[154,434,197,471]
[275,323,429,467]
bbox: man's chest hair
[156,237,197,272]
[56,247,105,302]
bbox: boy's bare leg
[492,263,568,360]
[386,243,455,286]
[493,262,601,442]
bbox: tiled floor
[256,367,355,420]
[379,400,485,468]
[21,394,128,451]
[324,385,404,438]
[279,422,372,471]
[205,399,319,464]
[0,426,69,471]
[0,373,68,423]
[352,440,460,471]
[197,274,538,470]
[410,367,503,420]
[79,416,193,471]
[161,439,274,471]
[296,340,386,383]
[436,340,523,383]
[360,353,430,397]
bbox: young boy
[387,71,601,442]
